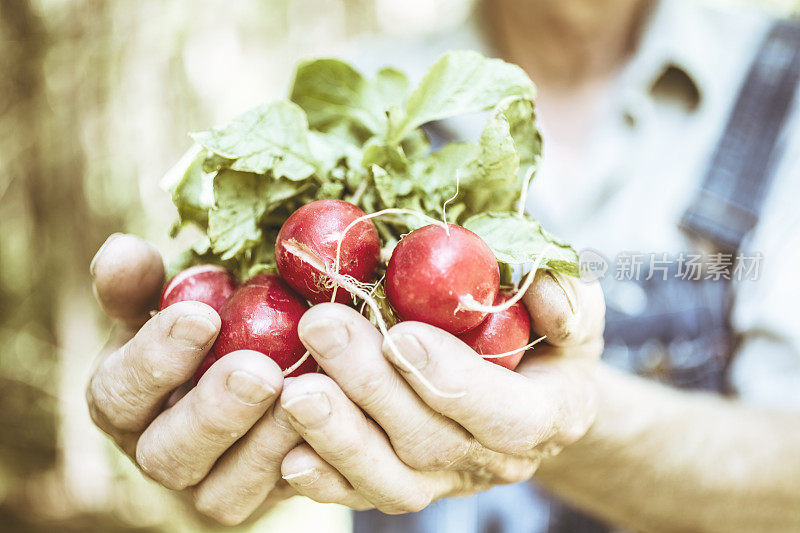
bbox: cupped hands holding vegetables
[275,274,604,515]
[86,50,604,525]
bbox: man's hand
[276,271,605,513]
[86,234,301,525]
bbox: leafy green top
[163,50,577,279]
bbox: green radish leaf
[375,67,411,110]
[463,212,579,277]
[161,145,215,230]
[207,170,268,260]
[191,102,317,180]
[316,180,345,200]
[309,129,362,172]
[290,60,410,136]
[290,59,382,133]
[389,50,536,143]
[370,165,396,207]
[166,236,235,279]
[208,170,306,260]
[501,96,543,169]
[163,50,578,282]
[459,106,520,215]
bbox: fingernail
[226,370,276,405]
[298,318,349,358]
[90,233,124,277]
[169,314,218,347]
[282,392,331,428]
[385,333,429,371]
[282,468,320,487]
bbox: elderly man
[86,0,800,531]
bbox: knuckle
[350,371,395,412]
[299,479,349,505]
[490,457,540,485]
[394,447,429,470]
[393,416,483,471]
[399,437,471,471]
[87,373,112,417]
[193,416,241,452]
[86,395,113,434]
[492,429,544,456]
[248,436,289,468]
[85,380,107,428]
[448,470,473,497]
[323,438,365,467]
[192,405,227,437]
[481,405,556,456]
[190,389,245,444]
[126,341,191,392]
[435,438,475,469]
[515,461,540,483]
[135,438,194,490]
[88,373,140,431]
[193,491,248,526]
[133,440,159,480]
[381,491,431,514]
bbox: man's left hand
[276,271,605,513]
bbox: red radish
[385,224,500,334]
[457,291,532,371]
[275,199,381,304]
[214,273,315,377]
[159,264,238,313]
[159,265,238,383]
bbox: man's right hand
[86,234,300,525]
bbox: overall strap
[680,20,800,253]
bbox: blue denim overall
[354,21,800,533]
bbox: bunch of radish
[159,199,540,386]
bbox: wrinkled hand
[278,271,604,513]
[86,234,301,525]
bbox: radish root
[517,165,536,216]
[441,170,461,236]
[327,269,466,399]
[359,274,386,315]
[330,208,446,303]
[458,244,554,314]
[284,215,466,397]
[283,350,311,376]
[480,335,546,359]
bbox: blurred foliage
[0,0,373,530]
[0,0,797,532]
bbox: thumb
[522,270,605,347]
[91,233,165,330]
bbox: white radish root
[327,269,466,399]
[479,335,546,359]
[288,201,573,396]
[329,208,446,302]
[284,207,466,397]
[517,164,536,216]
[440,170,461,236]
[457,244,553,314]
[282,350,312,376]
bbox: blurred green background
[0,0,797,531]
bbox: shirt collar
[618,0,727,121]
